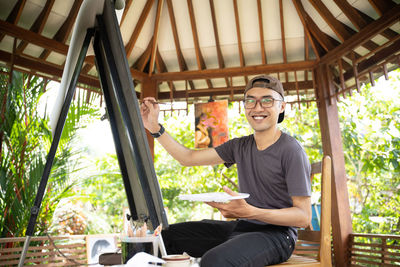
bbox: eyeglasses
[243,97,283,109]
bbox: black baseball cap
[244,75,285,123]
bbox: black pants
[162,220,295,267]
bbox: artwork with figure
[194,100,228,148]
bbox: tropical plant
[0,68,100,238]
[65,154,128,234]
[0,70,50,237]
[339,70,400,234]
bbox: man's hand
[205,186,253,219]
[206,187,311,228]
[140,97,161,133]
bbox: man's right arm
[154,127,224,166]
[140,97,225,166]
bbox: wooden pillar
[141,77,158,158]
[314,64,353,267]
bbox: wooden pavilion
[0,0,400,266]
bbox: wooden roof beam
[0,50,99,87]
[309,0,379,53]
[120,0,133,25]
[166,0,188,72]
[347,38,400,80]
[209,0,230,87]
[0,19,148,82]
[17,0,55,53]
[1,18,148,81]
[333,0,367,31]
[294,1,339,52]
[155,48,168,73]
[279,0,288,82]
[292,0,329,57]
[155,49,167,76]
[40,0,83,59]
[233,0,247,84]
[155,48,176,92]
[133,37,153,72]
[233,0,245,68]
[157,81,314,100]
[209,0,225,69]
[2,18,92,74]
[81,62,94,74]
[304,30,310,80]
[209,0,229,87]
[187,0,212,88]
[357,9,398,41]
[0,20,68,55]
[86,54,148,81]
[0,0,26,42]
[187,0,204,69]
[166,0,194,90]
[125,0,155,58]
[368,0,396,16]
[308,0,351,42]
[257,0,267,64]
[320,4,400,64]
[149,0,164,75]
[151,60,315,81]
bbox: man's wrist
[148,123,161,134]
[149,123,165,138]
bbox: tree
[339,70,400,234]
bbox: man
[140,75,311,267]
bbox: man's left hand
[205,186,252,219]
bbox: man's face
[244,87,285,132]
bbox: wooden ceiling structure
[1,1,400,266]
[0,0,399,105]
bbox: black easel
[18,27,94,267]
[18,1,167,265]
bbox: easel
[18,1,167,265]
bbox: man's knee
[200,248,228,267]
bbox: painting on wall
[194,100,229,148]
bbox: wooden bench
[270,155,332,267]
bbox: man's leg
[200,229,295,267]
[162,220,237,257]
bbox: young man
[140,75,311,267]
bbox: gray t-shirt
[215,132,311,238]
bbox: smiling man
[140,75,311,267]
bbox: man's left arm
[207,186,311,228]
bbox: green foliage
[339,70,400,235]
[0,68,100,237]
[2,68,398,237]
[71,154,128,234]
[0,70,50,237]
[155,111,236,223]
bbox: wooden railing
[2,233,399,266]
[0,234,120,266]
[349,233,400,266]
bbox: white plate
[178,192,250,203]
